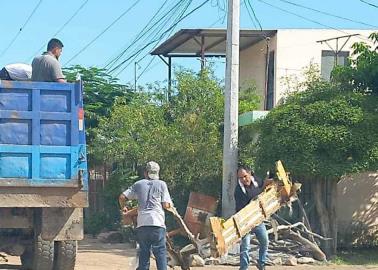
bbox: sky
[0,0,377,86]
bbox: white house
[240,29,375,109]
[152,28,376,109]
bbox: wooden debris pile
[205,215,329,268]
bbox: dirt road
[0,237,377,270]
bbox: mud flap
[41,208,83,241]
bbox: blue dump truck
[0,79,88,270]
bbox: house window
[321,50,349,81]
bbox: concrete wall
[337,172,378,247]
[239,35,277,109]
[275,29,376,105]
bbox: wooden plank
[209,217,226,257]
[276,160,291,196]
[232,216,242,238]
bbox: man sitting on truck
[235,165,273,270]
[0,63,32,81]
[31,38,66,82]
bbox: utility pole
[222,0,240,217]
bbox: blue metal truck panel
[0,80,87,190]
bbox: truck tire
[21,234,54,270]
[53,240,77,270]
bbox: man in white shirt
[0,63,32,81]
[119,161,172,270]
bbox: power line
[211,0,227,22]
[277,0,378,28]
[136,57,156,81]
[136,0,228,83]
[258,0,345,31]
[136,0,191,64]
[245,0,262,30]
[133,1,194,81]
[208,14,227,28]
[360,0,378,8]
[104,0,177,70]
[108,0,192,73]
[113,0,194,77]
[27,0,89,61]
[104,0,171,69]
[64,0,142,66]
[0,0,43,59]
[111,0,189,75]
[109,0,208,74]
[244,0,258,29]
[108,0,192,75]
[138,59,162,79]
[257,0,371,42]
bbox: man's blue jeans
[239,223,269,270]
[136,226,167,270]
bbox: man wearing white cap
[119,161,172,270]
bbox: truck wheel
[33,234,55,270]
[21,235,54,270]
[53,240,77,270]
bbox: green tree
[63,65,133,162]
[94,69,225,213]
[90,67,260,231]
[162,69,225,201]
[239,80,261,114]
[332,32,378,94]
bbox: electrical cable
[277,0,377,28]
[104,0,179,70]
[27,0,89,61]
[109,0,204,75]
[104,0,171,69]
[114,0,193,77]
[360,0,378,8]
[134,1,193,81]
[111,0,191,76]
[257,0,371,42]
[244,0,258,29]
[245,0,263,30]
[110,0,196,75]
[0,0,43,59]
[63,0,142,66]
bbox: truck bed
[0,80,88,207]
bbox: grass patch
[333,248,378,265]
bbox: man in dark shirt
[234,165,273,270]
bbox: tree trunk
[312,177,338,257]
[328,179,338,255]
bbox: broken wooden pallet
[209,160,301,257]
